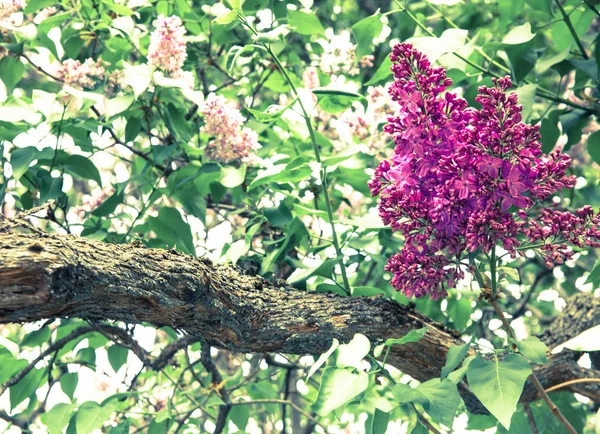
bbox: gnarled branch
[0,229,599,413]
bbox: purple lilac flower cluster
[369,43,600,300]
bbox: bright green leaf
[441,341,471,380]
[514,337,548,364]
[42,403,75,434]
[312,88,368,114]
[76,400,118,434]
[352,11,383,58]
[393,379,460,426]
[307,339,339,380]
[312,367,369,416]
[288,10,325,36]
[502,23,536,45]
[466,354,532,429]
[383,328,427,348]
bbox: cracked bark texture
[1,229,599,413]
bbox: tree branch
[1,229,599,414]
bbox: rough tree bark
[1,228,599,414]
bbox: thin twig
[554,0,589,59]
[544,378,600,393]
[523,402,540,434]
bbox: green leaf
[307,339,339,380]
[246,103,289,123]
[60,372,79,400]
[108,421,131,434]
[370,408,389,434]
[10,147,53,180]
[76,400,118,434]
[312,367,369,416]
[107,344,129,373]
[312,88,368,114]
[104,95,134,118]
[219,165,246,188]
[466,354,532,429]
[249,157,311,189]
[540,110,561,154]
[505,39,537,83]
[556,324,600,352]
[263,202,293,227]
[535,46,571,75]
[366,56,392,86]
[335,333,370,369]
[447,355,474,384]
[502,23,536,45]
[54,154,103,186]
[0,56,25,92]
[102,0,135,16]
[10,367,44,409]
[587,130,600,166]
[441,341,471,380]
[288,10,325,36]
[514,84,537,122]
[228,405,249,430]
[214,9,238,24]
[392,379,460,426]
[447,297,472,330]
[147,207,195,255]
[352,11,383,58]
[383,327,427,348]
[20,327,51,347]
[514,337,548,364]
[42,403,75,434]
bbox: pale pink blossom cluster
[333,85,396,153]
[0,0,25,21]
[148,14,187,75]
[56,58,122,93]
[201,94,260,164]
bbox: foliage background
[0,0,599,432]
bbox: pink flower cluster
[56,58,121,93]
[201,94,260,164]
[148,14,187,75]
[369,43,596,300]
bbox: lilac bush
[369,43,600,300]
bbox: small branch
[554,0,589,59]
[0,410,27,430]
[0,325,95,394]
[200,345,230,434]
[523,402,540,434]
[544,378,600,393]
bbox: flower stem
[238,18,351,294]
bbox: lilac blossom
[369,43,594,300]
[55,58,122,93]
[201,94,260,164]
[148,14,187,75]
